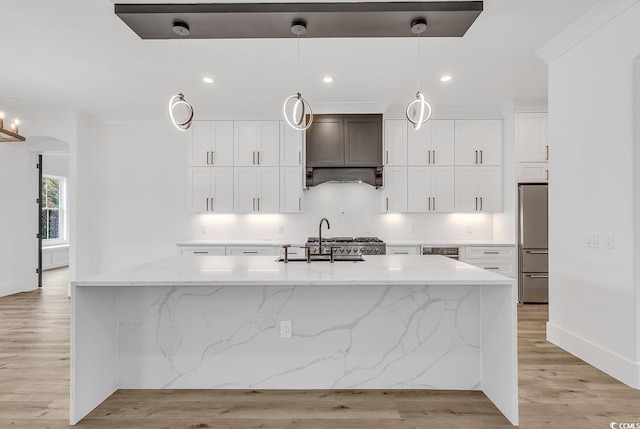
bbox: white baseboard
[0,281,25,298]
[547,322,640,389]
[43,262,69,271]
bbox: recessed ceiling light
[202,77,214,84]
[440,75,452,82]
[322,76,334,83]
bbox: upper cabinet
[188,121,234,167]
[234,166,279,213]
[234,121,280,167]
[454,120,502,166]
[384,119,407,166]
[306,114,382,167]
[407,166,455,213]
[381,166,407,213]
[407,120,455,166]
[187,167,234,213]
[454,166,502,212]
[279,121,304,167]
[517,113,548,163]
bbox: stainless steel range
[305,236,386,258]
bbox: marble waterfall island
[71,255,518,425]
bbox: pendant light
[283,20,313,131]
[405,18,432,131]
[168,21,194,132]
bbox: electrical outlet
[201,224,207,233]
[278,224,284,234]
[585,233,598,248]
[601,232,613,249]
[280,321,292,338]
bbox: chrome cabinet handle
[545,169,549,181]
[252,197,255,211]
[428,197,431,211]
[527,275,549,279]
[206,198,209,211]
[526,250,548,254]
[483,251,499,254]
[484,267,500,270]
[428,150,431,164]
[243,251,259,254]
[475,150,478,164]
[211,151,215,165]
[432,197,436,211]
[298,151,301,165]
[385,150,389,164]
[480,150,483,164]
[432,150,436,164]
[211,197,214,211]
[475,197,478,210]
[252,151,256,165]
[480,197,483,210]
[395,251,409,254]
[257,197,260,211]
[206,151,210,165]
[257,151,260,165]
[193,251,209,254]
[386,197,389,211]
[545,145,549,161]
[298,197,301,211]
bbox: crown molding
[536,0,640,64]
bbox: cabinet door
[234,167,257,213]
[407,167,431,212]
[518,162,549,183]
[210,121,234,166]
[188,122,212,167]
[187,167,211,213]
[382,167,407,213]
[518,113,548,162]
[306,115,344,167]
[280,167,303,213]
[454,120,479,166]
[454,167,478,212]
[280,121,303,166]
[210,167,234,213]
[477,166,502,212]
[384,119,407,166]
[477,120,502,166]
[256,121,280,166]
[344,115,382,166]
[407,120,430,165]
[430,120,455,165]
[234,122,258,166]
[255,167,279,213]
[431,166,455,212]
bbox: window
[41,175,67,243]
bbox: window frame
[41,174,68,246]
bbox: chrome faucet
[318,218,330,255]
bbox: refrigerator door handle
[526,274,549,279]
[525,250,549,254]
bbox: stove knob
[375,248,380,254]
[340,248,346,254]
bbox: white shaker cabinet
[234,121,280,167]
[454,166,502,212]
[181,246,226,256]
[188,121,234,167]
[454,120,502,166]
[234,166,279,213]
[407,120,455,166]
[187,167,234,213]
[280,167,304,213]
[517,113,548,163]
[226,246,275,256]
[383,119,407,166]
[518,162,549,182]
[382,167,407,213]
[407,166,455,212]
[280,121,304,167]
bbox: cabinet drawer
[387,246,419,255]
[181,247,226,256]
[226,246,275,256]
[465,246,515,260]
[472,262,515,278]
[278,246,305,256]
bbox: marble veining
[118,283,481,390]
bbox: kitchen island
[71,255,518,425]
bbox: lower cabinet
[387,246,419,255]
[180,246,226,256]
[234,167,279,213]
[187,167,234,213]
[226,246,275,256]
[461,246,516,278]
[454,166,502,212]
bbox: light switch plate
[585,232,598,248]
[601,232,613,249]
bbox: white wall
[43,153,69,178]
[540,0,640,388]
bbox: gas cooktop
[305,236,386,256]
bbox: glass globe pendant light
[283,20,313,131]
[168,21,194,132]
[405,18,432,131]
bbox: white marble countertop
[74,255,514,287]
[176,239,516,247]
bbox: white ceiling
[0,0,599,124]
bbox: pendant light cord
[297,30,301,87]
[416,28,421,90]
[179,34,184,89]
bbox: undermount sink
[275,255,364,263]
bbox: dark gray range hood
[305,114,384,188]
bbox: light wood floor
[1,267,639,428]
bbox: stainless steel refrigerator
[518,184,548,303]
